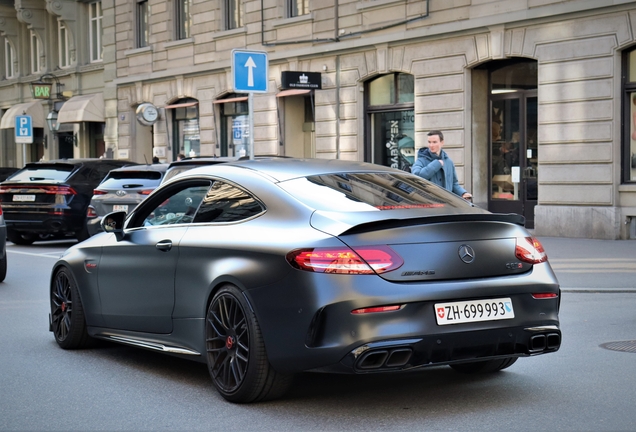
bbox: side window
[94,163,118,181]
[142,184,210,226]
[73,166,92,182]
[194,181,264,223]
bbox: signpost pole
[248,93,254,160]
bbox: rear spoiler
[311,210,525,237]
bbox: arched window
[365,73,414,171]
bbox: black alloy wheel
[0,252,6,282]
[6,229,35,245]
[51,267,92,349]
[205,285,292,403]
[450,357,518,374]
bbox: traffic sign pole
[248,93,254,160]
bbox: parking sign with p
[15,115,33,144]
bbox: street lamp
[46,110,59,131]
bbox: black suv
[0,159,136,244]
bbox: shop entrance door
[489,91,537,228]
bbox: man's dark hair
[427,130,444,141]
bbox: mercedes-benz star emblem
[458,244,475,264]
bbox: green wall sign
[31,83,52,99]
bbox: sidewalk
[538,237,636,292]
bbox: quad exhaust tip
[356,348,413,370]
[530,333,561,352]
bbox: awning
[0,101,45,129]
[58,93,104,123]
[276,89,311,98]
[213,97,248,104]
[164,102,198,109]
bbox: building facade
[2,0,636,239]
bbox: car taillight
[43,186,76,195]
[93,189,107,195]
[0,185,76,195]
[86,206,98,218]
[515,236,547,264]
[532,293,558,299]
[351,305,404,314]
[286,246,403,274]
[0,205,3,216]
[137,189,153,195]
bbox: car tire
[449,357,518,374]
[50,267,93,349]
[205,284,292,403]
[6,229,35,245]
[0,253,6,282]
[76,225,90,242]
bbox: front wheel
[205,285,292,403]
[50,267,92,349]
[450,357,518,374]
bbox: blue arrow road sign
[232,50,268,93]
[15,115,33,144]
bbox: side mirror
[101,211,126,241]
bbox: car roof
[184,157,401,182]
[109,163,169,173]
[24,158,135,167]
[166,156,240,169]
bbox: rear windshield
[278,172,469,212]
[99,171,163,189]
[8,164,75,182]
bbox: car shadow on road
[79,339,544,413]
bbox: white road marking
[6,249,62,259]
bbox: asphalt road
[1,240,635,431]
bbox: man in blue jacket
[411,130,472,200]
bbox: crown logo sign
[299,74,308,84]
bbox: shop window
[365,73,414,171]
[217,95,248,157]
[168,98,200,160]
[623,48,636,182]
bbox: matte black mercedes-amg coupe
[49,158,561,403]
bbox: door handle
[155,240,173,252]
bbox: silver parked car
[85,164,168,237]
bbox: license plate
[435,298,514,325]
[113,205,129,212]
[13,195,35,202]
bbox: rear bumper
[247,263,561,374]
[4,212,85,234]
[315,324,561,373]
